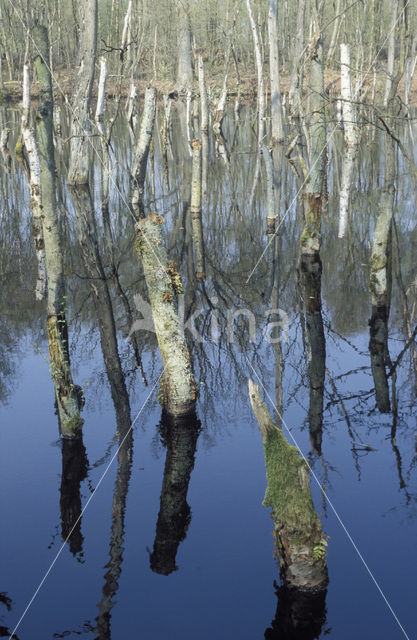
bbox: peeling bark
[136,213,196,417]
[20,65,46,301]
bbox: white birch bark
[338,44,360,239]
[132,86,157,216]
[383,0,398,109]
[268,0,284,143]
[197,53,209,135]
[95,56,107,137]
[67,0,98,185]
[246,0,265,145]
[21,65,47,301]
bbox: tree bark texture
[67,0,98,185]
[33,24,83,437]
[132,86,157,217]
[21,65,47,301]
[301,31,327,256]
[136,213,196,416]
[268,0,284,143]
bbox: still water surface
[0,104,416,639]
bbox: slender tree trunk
[33,24,83,436]
[289,0,306,114]
[132,86,157,217]
[338,43,359,238]
[190,139,205,280]
[301,28,327,255]
[67,0,97,185]
[174,0,193,93]
[268,0,284,143]
[20,65,47,301]
[383,0,399,109]
[326,0,343,66]
[246,0,265,145]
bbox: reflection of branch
[377,114,417,181]
[388,323,417,377]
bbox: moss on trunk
[249,379,328,591]
[136,213,196,417]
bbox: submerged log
[136,213,196,416]
[150,411,200,575]
[248,380,328,591]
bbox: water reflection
[150,411,201,575]
[60,436,89,557]
[301,255,325,456]
[265,583,327,640]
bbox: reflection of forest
[0,75,416,640]
[1,107,415,423]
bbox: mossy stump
[249,379,328,591]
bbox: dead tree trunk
[301,29,327,256]
[136,214,196,417]
[67,0,97,185]
[20,65,46,301]
[190,139,205,280]
[289,0,306,115]
[383,0,399,109]
[338,44,360,238]
[174,0,193,93]
[248,380,328,590]
[132,86,157,217]
[33,24,83,437]
[268,0,284,143]
[246,0,265,145]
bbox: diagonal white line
[246,357,411,640]
[246,0,412,284]
[6,0,169,279]
[8,372,162,640]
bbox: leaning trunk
[248,380,328,590]
[136,213,196,416]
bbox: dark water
[0,102,416,639]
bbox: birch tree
[67,0,98,185]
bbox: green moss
[369,252,386,272]
[262,426,321,534]
[62,414,84,434]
